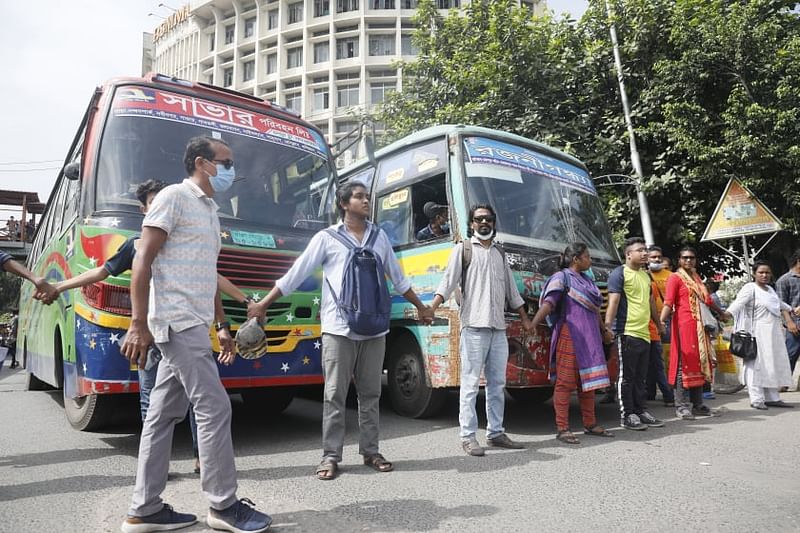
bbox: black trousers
[618,335,650,418]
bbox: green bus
[18,74,334,430]
[337,125,619,417]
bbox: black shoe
[487,433,524,449]
[9,360,18,369]
[764,400,794,408]
[121,503,197,533]
[621,414,647,431]
[638,411,665,427]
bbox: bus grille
[223,301,291,325]
[217,248,296,290]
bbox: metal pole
[741,235,751,277]
[604,0,655,246]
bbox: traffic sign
[701,178,782,241]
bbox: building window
[371,0,395,7]
[288,2,303,24]
[244,17,256,38]
[401,34,418,55]
[336,121,359,134]
[313,88,330,111]
[268,10,278,29]
[369,35,395,56]
[243,60,255,81]
[370,81,396,104]
[369,68,397,78]
[224,25,235,45]
[336,37,359,59]
[401,0,417,7]
[209,34,215,51]
[314,42,330,63]
[315,123,330,136]
[266,53,277,74]
[313,75,330,83]
[337,0,359,13]
[437,0,459,7]
[287,47,303,69]
[314,0,330,16]
[286,92,302,112]
[223,67,234,87]
[337,84,359,107]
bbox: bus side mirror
[64,162,81,181]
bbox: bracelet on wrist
[215,320,231,331]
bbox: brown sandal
[584,425,614,437]
[316,458,338,480]
[363,453,394,472]
[556,430,580,445]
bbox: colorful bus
[18,74,334,430]
[337,125,619,417]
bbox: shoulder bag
[729,286,757,361]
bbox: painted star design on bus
[280,362,290,373]
[109,218,121,228]
[220,231,230,239]
[76,318,81,329]
[109,333,120,345]
[313,297,320,306]
[88,256,98,267]
[285,313,294,322]
[314,340,321,350]
[251,292,260,300]
[293,328,303,336]
[302,356,310,365]
[82,362,87,373]
[89,339,97,349]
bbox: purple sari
[541,269,610,391]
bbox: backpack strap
[324,227,355,250]
[460,240,472,301]
[363,224,380,251]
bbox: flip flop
[556,430,580,444]
[583,425,614,437]
[363,453,394,472]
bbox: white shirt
[142,179,221,343]
[276,221,412,340]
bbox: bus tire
[507,387,554,405]
[386,337,445,419]
[64,391,115,431]
[241,388,294,415]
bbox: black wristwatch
[215,321,231,332]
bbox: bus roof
[342,124,588,176]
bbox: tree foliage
[378,0,800,271]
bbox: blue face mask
[440,222,450,232]
[209,163,235,192]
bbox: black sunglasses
[680,255,696,260]
[212,158,235,170]
[473,215,496,223]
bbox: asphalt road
[1,361,798,533]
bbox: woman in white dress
[728,261,798,409]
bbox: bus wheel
[507,387,554,405]
[241,388,294,416]
[64,391,115,431]
[386,337,445,419]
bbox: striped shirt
[143,179,221,343]
[435,237,525,330]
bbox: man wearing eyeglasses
[605,237,667,431]
[121,136,272,533]
[431,204,533,456]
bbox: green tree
[0,273,21,312]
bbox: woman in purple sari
[530,243,613,444]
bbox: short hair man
[645,245,675,407]
[431,204,532,456]
[605,237,667,431]
[121,137,271,533]
[416,202,450,241]
[248,180,433,480]
[776,250,800,380]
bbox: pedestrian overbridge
[1,189,45,263]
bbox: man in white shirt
[249,181,433,480]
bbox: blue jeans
[459,327,508,440]
[138,346,199,457]
[646,340,674,403]
[785,330,800,373]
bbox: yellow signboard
[701,179,782,241]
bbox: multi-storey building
[148,0,545,147]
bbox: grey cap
[423,201,448,219]
[234,317,268,360]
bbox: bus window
[375,139,447,190]
[375,187,412,246]
[409,173,448,242]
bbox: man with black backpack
[430,204,532,457]
[249,181,433,480]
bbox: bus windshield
[462,136,617,261]
[95,86,333,230]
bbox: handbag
[699,301,719,334]
[730,287,757,360]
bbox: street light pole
[604,0,655,245]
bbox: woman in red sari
[659,246,729,420]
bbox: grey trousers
[321,333,386,463]
[129,325,238,517]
